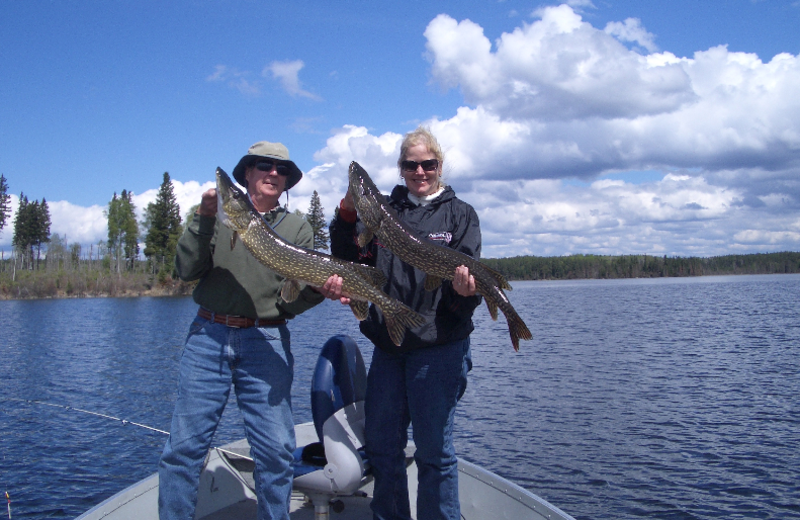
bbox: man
[158,141,326,520]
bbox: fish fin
[424,275,443,292]
[486,299,499,321]
[506,312,533,352]
[230,231,238,250]
[350,300,369,321]
[351,264,387,288]
[357,229,374,248]
[384,304,427,346]
[385,316,405,347]
[280,280,302,303]
[483,265,512,290]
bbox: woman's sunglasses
[254,160,291,176]
[400,159,439,173]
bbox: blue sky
[2,0,799,258]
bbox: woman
[323,127,482,520]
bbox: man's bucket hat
[232,141,303,190]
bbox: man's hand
[197,188,217,217]
[316,274,351,305]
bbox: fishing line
[6,398,256,462]
[6,397,168,435]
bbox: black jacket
[330,184,482,353]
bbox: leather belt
[197,308,286,328]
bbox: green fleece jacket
[175,207,325,320]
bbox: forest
[481,252,800,280]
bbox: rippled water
[1,274,798,519]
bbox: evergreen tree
[306,190,329,251]
[143,172,182,277]
[0,174,10,235]
[121,190,140,271]
[35,198,51,268]
[12,193,31,268]
[11,194,49,269]
[106,190,140,272]
[106,192,124,273]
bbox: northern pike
[347,161,532,351]
[215,167,426,346]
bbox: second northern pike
[215,167,426,346]
[347,161,532,351]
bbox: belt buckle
[225,315,242,328]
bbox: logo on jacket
[428,232,452,245]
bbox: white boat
[76,336,576,520]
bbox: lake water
[1,274,799,519]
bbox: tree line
[0,172,331,299]
[481,252,800,280]
[3,170,797,298]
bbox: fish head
[347,161,366,205]
[349,161,387,226]
[216,167,255,232]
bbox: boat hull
[76,423,574,520]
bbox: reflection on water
[1,274,799,519]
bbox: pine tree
[121,190,140,271]
[306,190,329,251]
[12,194,49,270]
[35,198,51,268]
[0,174,11,235]
[143,172,182,278]
[12,193,31,268]
[107,192,124,273]
[106,190,139,272]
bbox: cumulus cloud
[363,4,800,256]
[604,18,658,53]
[423,6,800,182]
[305,5,800,257]
[264,60,322,101]
[307,125,800,257]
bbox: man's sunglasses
[254,160,291,176]
[400,159,439,173]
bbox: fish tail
[506,312,532,352]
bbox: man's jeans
[158,317,295,520]
[365,338,471,520]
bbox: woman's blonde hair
[397,126,444,167]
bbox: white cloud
[206,65,261,96]
[306,125,798,257]
[604,18,658,53]
[304,5,800,257]
[265,60,322,101]
[369,4,800,256]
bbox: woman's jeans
[158,318,295,520]
[365,337,471,520]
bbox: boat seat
[292,334,370,500]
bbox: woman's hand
[342,190,356,212]
[452,265,476,297]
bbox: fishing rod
[6,398,253,462]
[6,397,168,435]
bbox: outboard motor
[293,335,369,515]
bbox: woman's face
[400,143,441,198]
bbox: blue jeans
[158,317,295,520]
[365,338,471,520]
